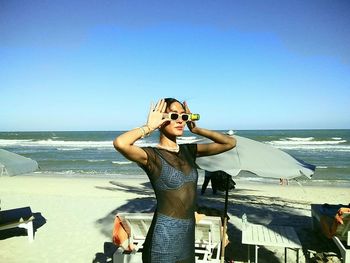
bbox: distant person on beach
[279,178,289,186]
[201,170,218,195]
[114,98,236,263]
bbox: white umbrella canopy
[0,149,38,176]
[196,135,316,179]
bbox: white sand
[0,175,349,263]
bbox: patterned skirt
[142,213,195,263]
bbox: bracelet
[138,125,152,139]
[144,125,151,136]
[138,127,146,138]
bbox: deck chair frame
[195,216,222,263]
[118,212,153,251]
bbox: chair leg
[247,245,250,263]
[284,247,287,263]
[344,248,350,263]
[285,247,300,263]
[18,221,34,242]
[297,248,300,263]
[27,221,34,242]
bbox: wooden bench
[0,206,35,242]
[241,214,302,263]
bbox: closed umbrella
[0,149,38,176]
[196,133,316,262]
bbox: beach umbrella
[0,149,38,176]
[196,134,315,180]
[195,133,316,262]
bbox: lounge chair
[0,206,35,242]
[112,213,152,263]
[113,213,223,262]
[116,212,153,251]
[195,215,222,263]
[311,204,350,263]
[241,214,302,263]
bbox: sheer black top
[139,144,198,219]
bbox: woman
[113,98,236,263]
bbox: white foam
[266,137,349,152]
[286,137,314,141]
[134,141,157,147]
[57,148,84,151]
[270,144,350,151]
[269,139,347,145]
[178,136,202,144]
[0,139,113,149]
[0,139,33,146]
[0,135,203,149]
[177,136,200,143]
[133,135,201,147]
[112,161,132,165]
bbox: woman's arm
[113,99,168,165]
[113,127,149,165]
[192,127,236,157]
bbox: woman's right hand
[183,101,197,132]
[146,99,169,131]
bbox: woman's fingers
[146,99,169,130]
[153,101,159,111]
[160,100,167,113]
[154,99,165,112]
[183,101,191,113]
[149,102,155,113]
[153,99,167,113]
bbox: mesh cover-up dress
[139,144,198,263]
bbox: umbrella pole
[220,173,230,263]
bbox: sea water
[0,130,349,184]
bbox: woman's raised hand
[147,99,169,130]
[183,101,196,132]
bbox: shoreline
[21,171,350,188]
[1,174,349,262]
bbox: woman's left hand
[183,101,197,132]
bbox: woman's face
[162,101,186,137]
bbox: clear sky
[1,0,349,131]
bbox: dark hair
[164,98,185,111]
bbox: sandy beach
[1,174,349,263]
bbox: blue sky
[1,0,349,131]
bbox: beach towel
[211,171,236,192]
[320,207,350,240]
[112,215,135,251]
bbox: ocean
[0,130,349,184]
